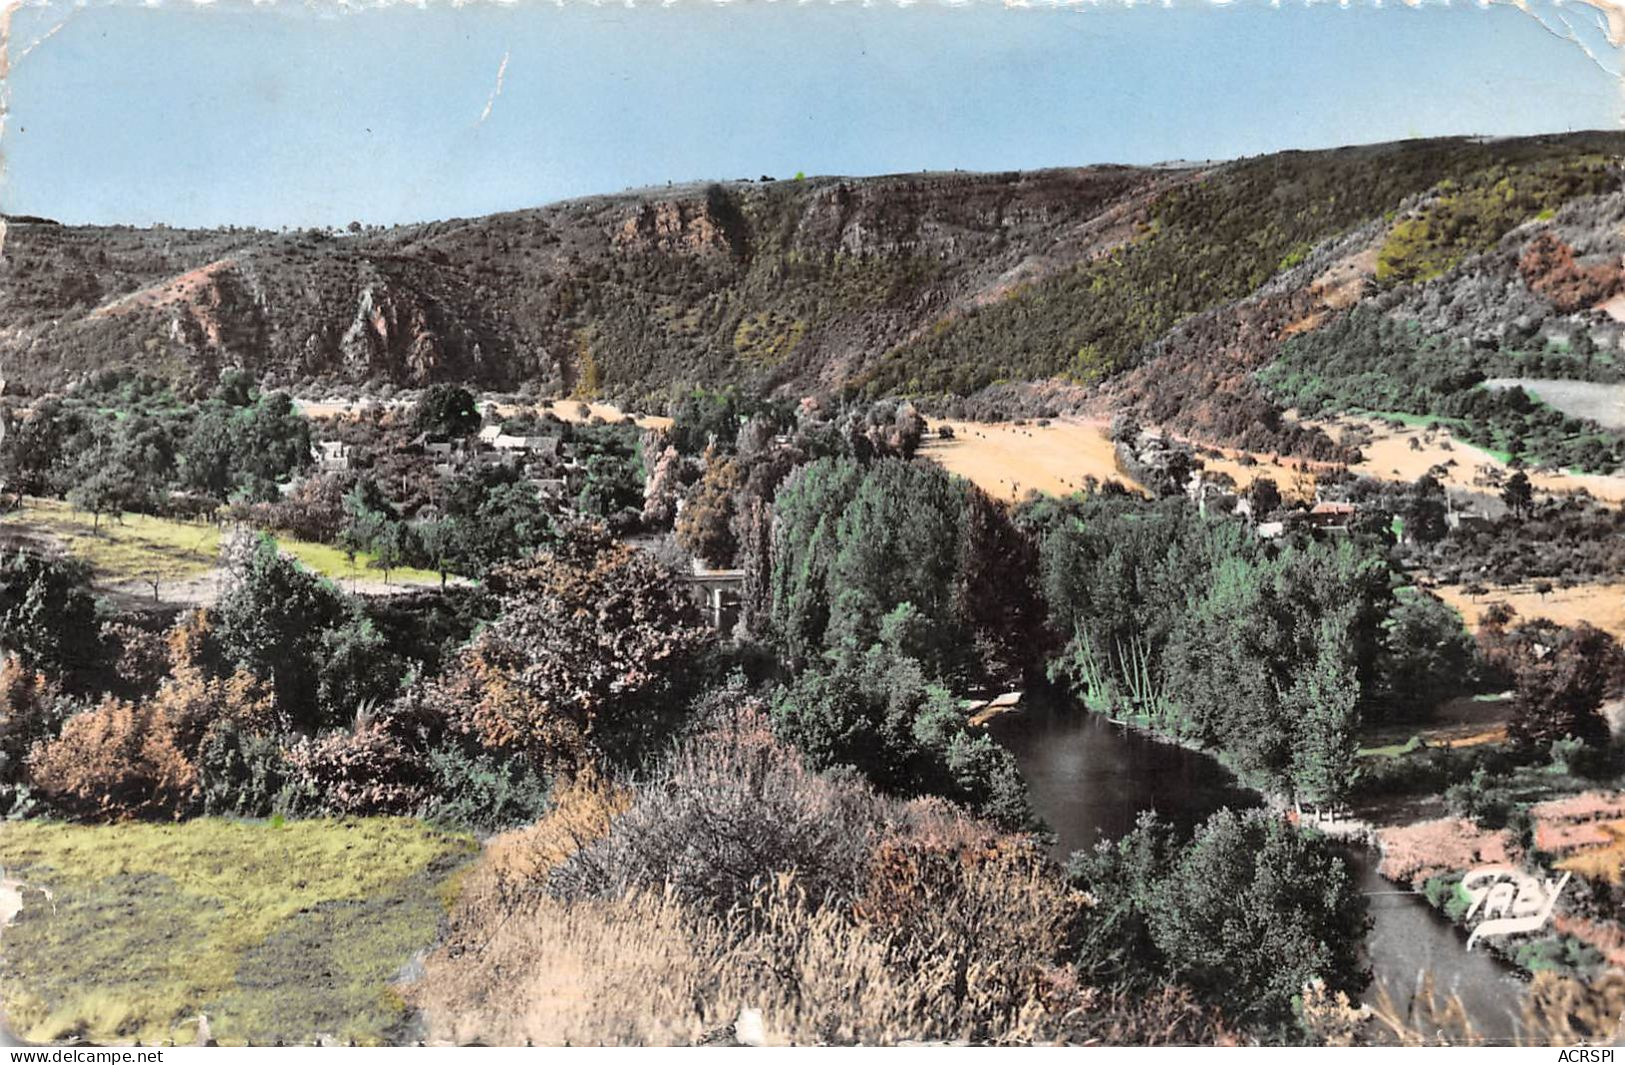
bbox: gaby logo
[1460,866,1572,950]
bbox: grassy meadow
[0,498,444,591]
[0,818,476,1046]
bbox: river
[988,702,1530,1044]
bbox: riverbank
[988,700,1544,1042]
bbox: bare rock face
[614,200,732,257]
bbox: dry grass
[411,726,1232,1046]
[1319,414,1625,504]
[919,418,1141,501]
[415,860,1180,1047]
[1195,450,1322,502]
[913,407,1625,511]
[1551,803,1625,888]
[1367,970,1625,1047]
[1374,818,1514,887]
[1325,415,1510,492]
[914,407,1625,510]
[1434,582,1625,644]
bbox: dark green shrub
[418,744,551,834]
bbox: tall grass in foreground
[1359,970,1625,1047]
[410,724,1233,1046]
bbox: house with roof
[1306,500,1356,530]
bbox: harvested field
[919,418,1142,501]
[1433,581,1625,644]
[1376,818,1514,886]
[1193,449,1322,502]
[1319,414,1625,504]
[1534,793,1625,887]
[914,409,1619,509]
[1557,824,1625,887]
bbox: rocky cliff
[3,131,1623,440]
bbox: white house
[312,440,353,471]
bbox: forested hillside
[5,131,1625,468]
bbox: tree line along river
[988,699,1530,1044]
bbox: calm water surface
[989,700,1529,1044]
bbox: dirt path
[101,557,459,612]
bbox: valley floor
[0,498,447,609]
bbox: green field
[277,538,444,588]
[0,818,476,1045]
[0,499,222,583]
[0,499,443,590]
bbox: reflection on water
[987,702,1255,855]
[989,697,1528,1044]
[1344,847,1526,1044]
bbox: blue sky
[1,0,1616,229]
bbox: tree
[769,635,1031,827]
[439,527,712,769]
[1288,607,1363,808]
[316,612,409,724]
[1067,809,1370,1033]
[0,550,101,680]
[1245,476,1282,519]
[674,452,741,567]
[768,456,1024,684]
[1502,470,1534,520]
[214,533,349,730]
[0,656,64,786]
[414,517,457,588]
[641,444,686,527]
[442,466,559,575]
[670,387,746,454]
[574,451,642,521]
[413,384,481,439]
[68,467,131,531]
[1032,495,1392,804]
[1404,474,1449,545]
[1506,622,1622,748]
[892,401,926,460]
[369,519,418,585]
[1376,590,1479,721]
[181,388,311,501]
